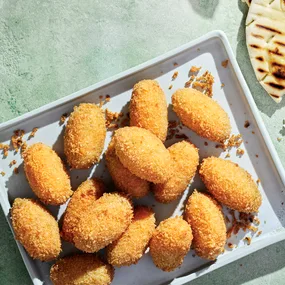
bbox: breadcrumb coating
[23,143,72,205]
[61,179,105,243]
[50,254,114,285]
[73,193,133,252]
[130,80,168,142]
[105,138,150,198]
[64,103,106,169]
[11,198,61,261]
[172,88,231,143]
[153,141,199,203]
[199,157,262,213]
[184,191,226,260]
[149,216,192,272]
[107,206,155,267]
[114,127,171,183]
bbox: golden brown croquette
[199,157,262,213]
[11,198,61,261]
[23,143,72,205]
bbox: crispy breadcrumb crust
[130,80,168,142]
[106,206,155,267]
[153,141,199,203]
[199,157,262,213]
[50,254,114,285]
[11,198,61,261]
[184,191,226,260]
[172,88,231,143]
[61,179,105,243]
[73,193,133,253]
[149,216,192,272]
[64,103,106,169]
[23,143,72,205]
[114,127,171,184]
[105,138,150,198]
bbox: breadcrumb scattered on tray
[172,71,178,80]
[0,143,9,157]
[236,148,244,156]
[228,243,236,249]
[190,66,201,73]
[14,167,19,174]
[257,231,262,237]
[60,114,68,124]
[244,120,250,128]
[222,60,229,68]
[221,83,225,88]
[1,171,5,176]
[244,237,251,245]
[10,160,16,167]
[169,84,173,90]
[256,178,261,184]
[29,127,38,138]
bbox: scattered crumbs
[173,62,178,67]
[244,237,251,245]
[9,160,16,167]
[204,142,208,146]
[192,253,196,258]
[217,134,243,150]
[282,202,284,205]
[277,137,282,142]
[221,83,225,88]
[245,141,248,144]
[244,120,250,128]
[105,95,111,102]
[228,243,236,249]
[252,131,255,134]
[14,167,19,174]
[21,142,27,155]
[29,127,38,139]
[255,154,259,158]
[236,148,245,156]
[169,84,173,90]
[257,231,262,237]
[76,176,79,179]
[0,143,10,157]
[99,95,104,99]
[221,248,225,254]
[11,129,25,154]
[0,171,5,176]
[192,71,214,97]
[168,121,179,129]
[222,59,229,68]
[172,71,178,80]
[105,109,121,128]
[227,212,255,238]
[225,153,231,158]
[248,225,258,233]
[60,113,68,124]
[190,66,201,73]
[175,133,188,139]
[256,178,261,184]
[185,75,195,88]
[240,264,243,267]
[253,217,260,226]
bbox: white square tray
[1,30,285,285]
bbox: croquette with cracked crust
[105,138,150,198]
[153,140,199,203]
[107,206,155,267]
[23,143,72,205]
[50,254,114,285]
[64,103,106,169]
[184,190,226,260]
[11,198,61,261]
[172,88,231,142]
[73,193,133,252]
[149,216,192,272]
[114,127,171,183]
[61,179,105,243]
[130,80,168,142]
[199,157,262,213]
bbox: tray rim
[1,30,285,285]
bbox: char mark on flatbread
[256,24,282,35]
[256,56,264,61]
[266,82,285,90]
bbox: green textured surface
[0,0,284,284]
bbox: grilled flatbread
[246,0,285,103]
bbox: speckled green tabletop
[1,0,285,284]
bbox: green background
[1,0,285,284]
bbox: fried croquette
[64,103,106,169]
[61,179,105,243]
[73,193,133,252]
[50,254,114,285]
[114,127,171,183]
[107,206,155,267]
[105,138,150,198]
[130,80,168,142]
[23,143,72,205]
[199,157,262,213]
[153,141,199,203]
[172,88,231,143]
[11,198,61,261]
[149,216,192,272]
[184,191,226,260]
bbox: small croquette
[73,193,133,253]
[50,254,114,285]
[184,190,226,260]
[149,216,192,272]
[114,127,171,183]
[199,157,262,213]
[11,198,61,261]
[61,179,105,243]
[153,141,199,203]
[130,80,168,142]
[105,138,150,198]
[172,88,231,143]
[64,103,106,169]
[23,143,72,205]
[107,206,155,267]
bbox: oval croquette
[23,143,72,205]
[130,80,168,142]
[153,141,199,203]
[61,179,105,243]
[172,88,231,143]
[114,127,171,183]
[11,198,61,261]
[50,254,114,285]
[184,190,226,260]
[73,193,133,253]
[107,206,155,267]
[64,103,106,169]
[105,138,150,198]
[149,216,192,272]
[199,157,262,213]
